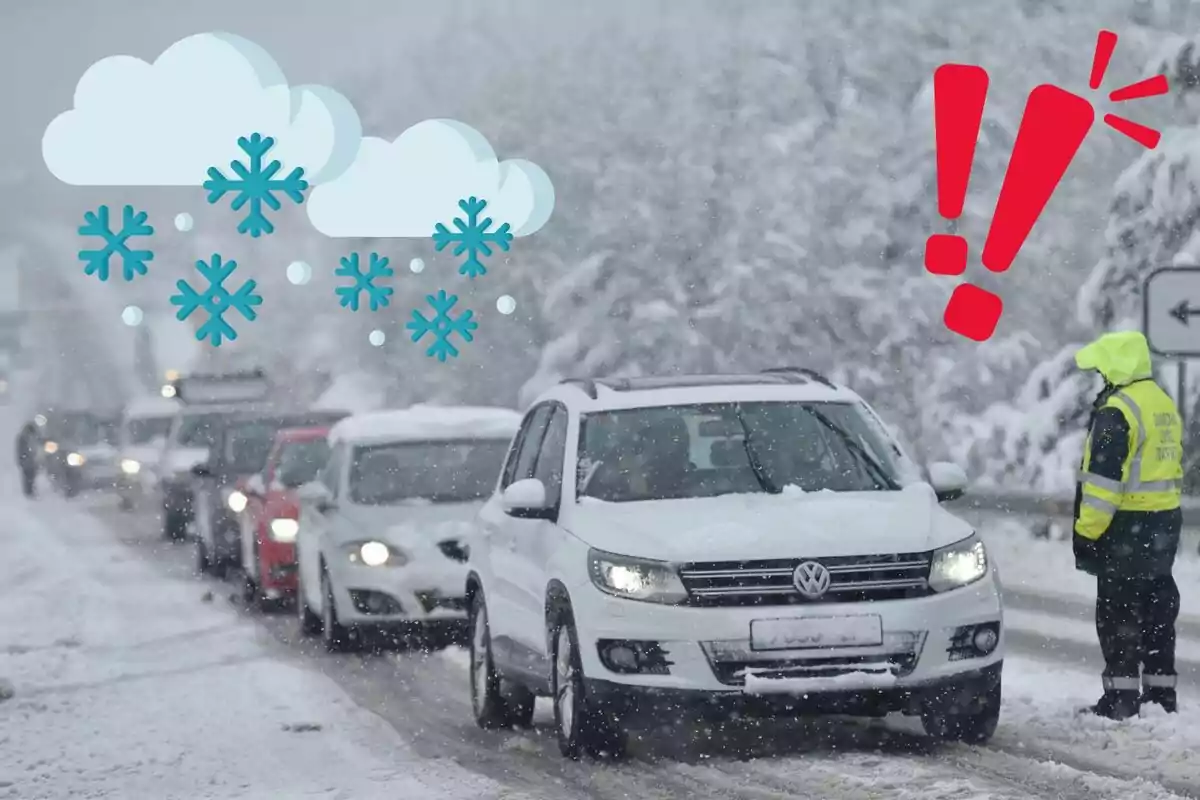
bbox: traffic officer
[1073,330,1182,720]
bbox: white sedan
[295,406,521,652]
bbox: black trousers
[1096,571,1180,688]
[20,467,35,497]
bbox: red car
[239,426,332,611]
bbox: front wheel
[296,569,322,636]
[550,611,626,759]
[321,570,358,653]
[469,593,534,730]
[920,678,1001,744]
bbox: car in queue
[190,409,348,579]
[238,426,335,611]
[295,405,521,652]
[115,394,181,511]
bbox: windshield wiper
[805,407,900,491]
[733,406,781,494]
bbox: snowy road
[4,487,1200,799]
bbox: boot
[1083,690,1140,720]
[1139,687,1178,713]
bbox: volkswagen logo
[793,561,832,599]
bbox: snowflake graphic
[171,254,263,347]
[204,133,309,238]
[335,252,394,311]
[432,196,513,279]
[77,205,154,282]
[406,290,478,361]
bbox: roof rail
[760,367,836,388]
[559,378,598,399]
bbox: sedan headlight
[928,534,989,593]
[66,452,86,467]
[43,441,58,454]
[343,540,408,567]
[225,489,248,513]
[588,548,688,604]
[269,518,299,543]
[120,458,141,475]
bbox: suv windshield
[348,439,510,505]
[276,439,330,487]
[127,415,172,445]
[576,401,901,503]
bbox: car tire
[296,571,322,637]
[163,505,187,541]
[321,569,357,653]
[550,610,626,760]
[920,678,1001,744]
[469,593,534,730]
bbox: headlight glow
[588,549,688,604]
[67,452,85,467]
[269,518,299,542]
[226,490,248,513]
[120,458,141,475]
[928,534,988,593]
[44,441,58,454]
[344,541,406,567]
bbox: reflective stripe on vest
[1079,384,1183,507]
[1103,675,1141,691]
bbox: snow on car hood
[76,443,117,461]
[568,482,974,562]
[333,501,484,548]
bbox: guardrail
[947,489,1200,527]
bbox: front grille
[709,651,919,687]
[679,552,933,606]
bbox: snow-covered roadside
[0,492,521,800]
[979,517,1200,620]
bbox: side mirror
[297,481,336,513]
[928,461,968,503]
[502,478,554,519]
[244,474,266,496]
[190,462,212,478]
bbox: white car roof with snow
[535,371,861,412]
[123,395,182,419]
[329,405,522,446]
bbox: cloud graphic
[306,119,555,238]
[42,32,362,186]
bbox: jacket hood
[1075,331,1153,387]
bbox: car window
[532,405,568,507]
[126,415,173,445]
[576,401,901,503]
[320,442,347,496]
[276,439,331,488]
[221,421,286,475]
[502,405,552,488]
[347,439,511,505]
[176,414,223,449]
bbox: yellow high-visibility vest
[1077,379,1183,540]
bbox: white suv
[466,370,1003,759]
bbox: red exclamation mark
[924,64,989,278]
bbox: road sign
[1143,267,1200,357]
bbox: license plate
[750,616,883,651]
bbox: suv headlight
[928,534,988,593]
[67,452,86,467]
[343,541,408,567]
[120,458,141,475]
[269,518,299,543]
[224,489,248,513]
[588,549,688,604]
